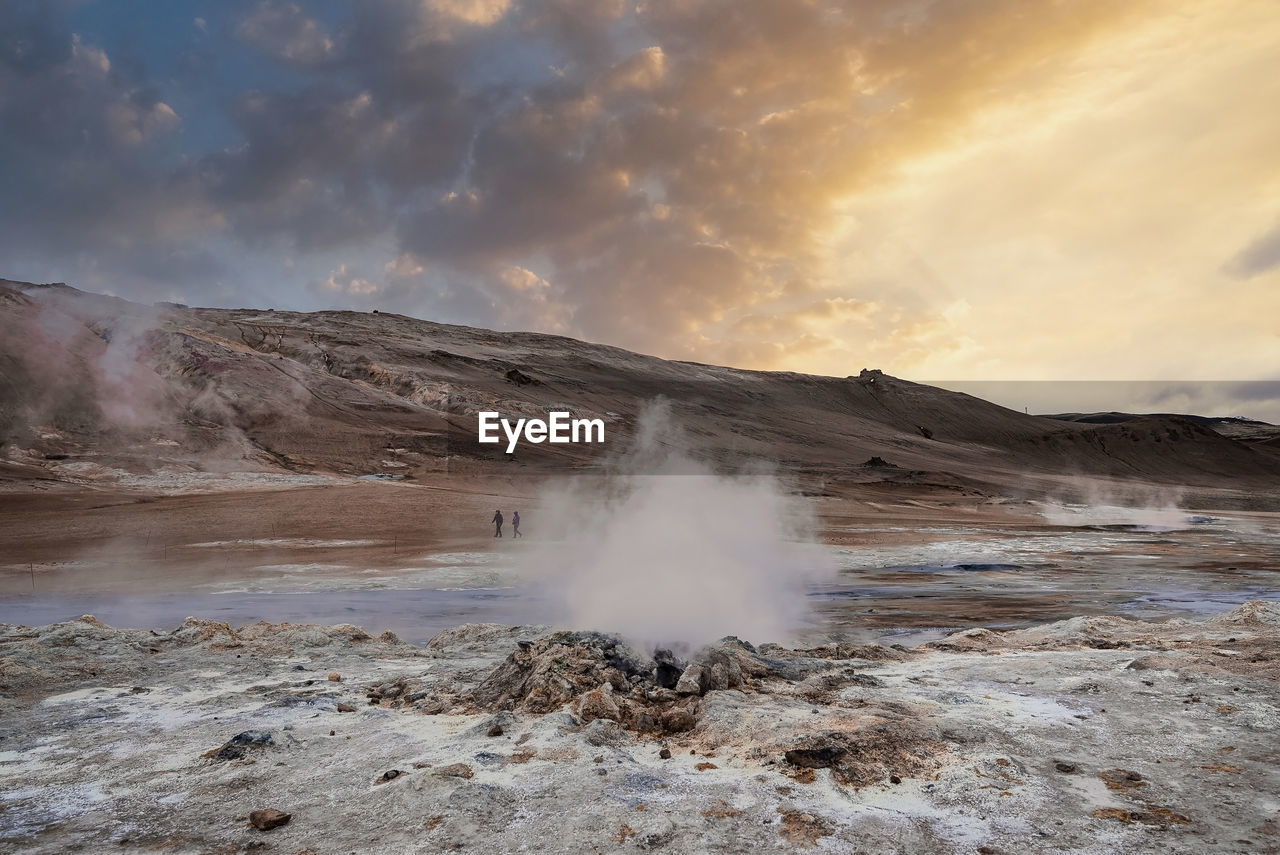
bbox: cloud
[0,4,222,299]
[1224,219,1280,280]
[426,0,514,28]
[1,0,1278,385]
[314,264,381,299]
[237,1,336,66]
[599,45,666,93]
[498,265,550,292]
[385,253,425,279]
[105,96,181,146]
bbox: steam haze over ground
[519,401,836,649]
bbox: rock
[653,649,684,690]
[335,702,356,713]
[435,763,474,779]
[1055,761,1079,773]
[749,654,834,682]
[602,667,630,692]
[1100,769,1146,790]
[376,769,403,784]
[457,631,718,737]
[675,664,708,696]
[785,746,847,769]
[584,718,629,747]
[204,730,273,761]
[248,809,291,831]
[659,707,696,733]
[466,711,518,738]
[693,647,745,689]
[467,630,652,714]
[505,367,537,386]
[578,685,620,723]
[659,748,672,760]
[327,672,341,682]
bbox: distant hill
[3,279,1279,491]
[1045,411,1280,444]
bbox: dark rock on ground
[459,632,712,736]
[248,809,291,831]
[653,649,684,690]
[785,747,848,769]
[204,730,273,761]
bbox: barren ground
[1,602,1277,854]
[2,478,1277,640]
[3,283,1279,852]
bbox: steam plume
[517,401,836,649]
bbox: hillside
[1047,411,1280,445]
[3,279,1279,494]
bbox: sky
[2,0,1279,414]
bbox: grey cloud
[1224,219,1280,280]
[0,0,72,73]
[202,88,392,250]
[0,3,224,300]
[237,1,336,66]
[0,0,1158,361]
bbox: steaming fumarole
[478,411,605,453]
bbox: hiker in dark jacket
[492,509,503,538]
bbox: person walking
[512,511,521,538]
[492,509,503,538]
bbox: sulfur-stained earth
[1,603,1278,854]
